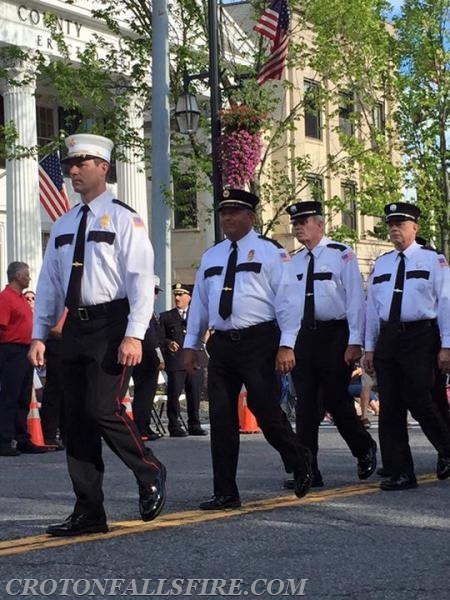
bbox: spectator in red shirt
[0,262,46,455]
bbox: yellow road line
[0,474,438,557]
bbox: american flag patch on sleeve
[133,216,145,228]
[438,255,448,267]
[342,250,355,262]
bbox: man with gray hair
[283,201,376,489]
[0,262,46,455]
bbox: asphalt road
[0,425,449,599]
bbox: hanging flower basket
[220,105,265,188]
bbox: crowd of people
[1,132,449,537]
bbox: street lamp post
[174,0,222,244]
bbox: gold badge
[247,249,255,261]
[99,214,110,229]
[223,189,230,198]
[67,137,77,146]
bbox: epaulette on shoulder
[377,249,395,259]
[326,242,347,252]
[112,198,136,213]
[258,234,283,249]
[420,245,440,254]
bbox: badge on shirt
[439,256,448,267]
[279,251,290,262]
[247,249,255,261]
[99,214,111,229]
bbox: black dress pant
[206,322,310,498]
[374,322,450,478]
[291,321,373,470]
[41,338,65,442]
[166,369,202,432]
[62,307,162,519]
[0,343,33,447]
[132,353,159,435]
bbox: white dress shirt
[288,236,365,345]
[365,240,450,350]
[33,190,154,340]
[184,229,301,349]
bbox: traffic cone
[122,395,134,421]
[238,385,260,434]
[27,388,45,447]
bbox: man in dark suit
[132,276,165,441]
[159,283,206,437]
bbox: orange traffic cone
[27,388,45,447]
[238,385,260,434]
[122,395,134,420]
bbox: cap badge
[247,249,255,261]
[99,214,110,229]
[68,137,76,146]
[390,204,397,211]
[176,283,182,290]
[223,189,230,198]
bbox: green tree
[394,0,450,254]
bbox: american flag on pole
[38,153,70,221]
[254,0,290,85]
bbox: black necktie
[65,204,90,309]
[218,241,238,320]
[303,251,315,327]
[388,252,405,324]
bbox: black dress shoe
[188,427,207,436]
[357,440,377,480]
[380,474,418,491]
[0,445,21,457]
[46,514,108,537]
[139,464,167,521]
[436,456,450,480]
[199,495,241,510]
[376,467,391,477]
[169,428,188,438]
[284,469,323,490]
[44,439,65,451]
[293,472,312,498]
[17,442,48,454]
[141,429,163,442]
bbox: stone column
[116,96,149,229]
[1,60,42,283]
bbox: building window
[304,80,322,140]
[339,91,355,136]
[373,101,385,132]
[173,173,198,229]
[36,106,57,146]
[341,182,358,232]
[305,174,324,202]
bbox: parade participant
[29,133,166,535]
[183,188,312,510]
[365,202,450,490]
[160,283,206,437]
[284,201,377,489]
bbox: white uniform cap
[62,133,114,163]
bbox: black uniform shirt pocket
[55,233,74,248]
[87,231,116,244]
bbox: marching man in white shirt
[365,202,450,490]
[29,134,166,535]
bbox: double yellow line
[0,474,437,557]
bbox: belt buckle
[230,330,241,341]
[77,307,90,321]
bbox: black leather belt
[380,319,437,332]
[301,319,347,330]
[214,320,277,341]
[67,298,129,321]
